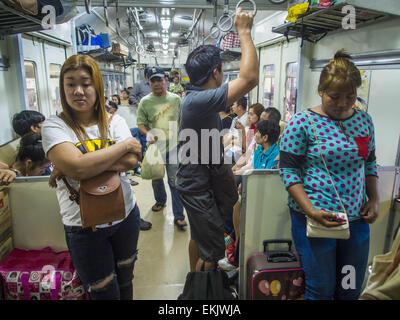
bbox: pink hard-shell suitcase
[246,239,305,300]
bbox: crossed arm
[47,137,141,186]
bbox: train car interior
[0,0,399,302]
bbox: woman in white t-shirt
[42,54,142,300]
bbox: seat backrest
[239,169,292,299]
[8,177,67,252]
[0,138,20,166]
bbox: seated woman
[0,132,51,185]
[112,94,121,106]
[120,89,131,105]
[225,103,265,165]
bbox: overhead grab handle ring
[236,0,257,17]
[217,0,234,33]
[104,0,109,28]
[136,44,145,56]
[85,0,91,14]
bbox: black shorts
[178,189,225,262]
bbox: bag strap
[62,177,80,205]
[305,111,347,214]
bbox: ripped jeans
[64,205,140,300]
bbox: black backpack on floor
[178,264,237,300]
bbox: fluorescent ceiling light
[161,18,171,30]
[162,44,168,50]
[162,38,169,43]
[161,8,170,16]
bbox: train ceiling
[73,1,285,61]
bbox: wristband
[8,168,20,176]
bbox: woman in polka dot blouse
[279,50,379,300]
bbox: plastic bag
[286,3,310,23]
[141,144,165,180]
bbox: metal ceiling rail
[185,9,205,40]
[75,0,288,10]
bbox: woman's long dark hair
[16,132,47,166]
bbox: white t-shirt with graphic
[42,114,136,227]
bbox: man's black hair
[256,120,280,145]
[12,110,45,137]
[237,97,248,111]
[108,101,118,110]
[185,45,222,86]
[264,107,281,124]
[144,66,151,78]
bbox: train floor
[129,174,191,300]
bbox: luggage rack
[272,1,391,44]
[88,49,137,67]
[0,2,44,36]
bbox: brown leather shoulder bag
[62,117,125,231]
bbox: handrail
[104,0,109,27]
[115,0,121,37]
[11,176,50,183]
[85,0,91,14]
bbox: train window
[49,64,61,115]
[24,61,40,112]
[284,62,298,122]
[223,71,239,84]
[262,64,275,108]
[229,72,239,82]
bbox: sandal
[151,203,166,212]
[174,219,187,231]
[130,180,139,186]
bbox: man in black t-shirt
[176,8,259,272]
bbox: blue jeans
[64,205,140,300]
[290,209,370,300]
[152,160,185,222]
